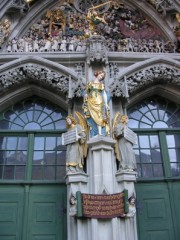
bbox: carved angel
[63,113,88,174]
[113,112,137,171]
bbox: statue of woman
[65,115,86,173]
[114,115,137,171]
[83,70,110,138]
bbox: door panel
[28,185,67,240]
[172,182,180,239]
[0,185,67,240]
[0,186,24,240]
[136,183,175,240]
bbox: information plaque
[76,190,128,219]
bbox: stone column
[85,136,119,240]
[87,136,117,194]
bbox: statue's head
[66,115,77,128]
[69,195,77,205]
[94,70,106,81]
[128,195,136,205]
[121,115,128,124]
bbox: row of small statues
[5,36,178,53]
[64,71,137,175]
[6,36,87,53]
[106,38,177,53]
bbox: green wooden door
[27,185,67,240]
[0,186,24,240]
[136,183,176,240]
[0,185,67,240]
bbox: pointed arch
[126,84,180,109]
[8,0,177,42]
[0,56,78,78]
[0,84,68,112]
[0,56,82,98]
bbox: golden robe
[86,82,106,127]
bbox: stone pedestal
[66,136,138,240]
[87,136,117,194]
[116,171,137,196]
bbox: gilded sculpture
[83,70,110,138]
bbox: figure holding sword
[87,1,112,34]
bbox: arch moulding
[110,56,180,98]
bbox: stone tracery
[0,64,72,95]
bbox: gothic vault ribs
[110,64,180,97]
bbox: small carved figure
[24,36,30,52]
[69,195,77,217]
[60,36,67,51]
[11,38,18,52]
[7,41,12,52]
[18,38,25,52]
[33,38,39,52]
[83,70,110,137]
[76,40,82,52]
[113,114,137,171]
[154,39,161,52]
[81,40,87,51]
[44,37,52,51]
[126,196,136,218]
[68,37,75,51]
[121,195,137,240]
[51,37,59,51]
[121,195,136,218]
[39,39,45,52]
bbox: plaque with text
[76,190,128,219]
